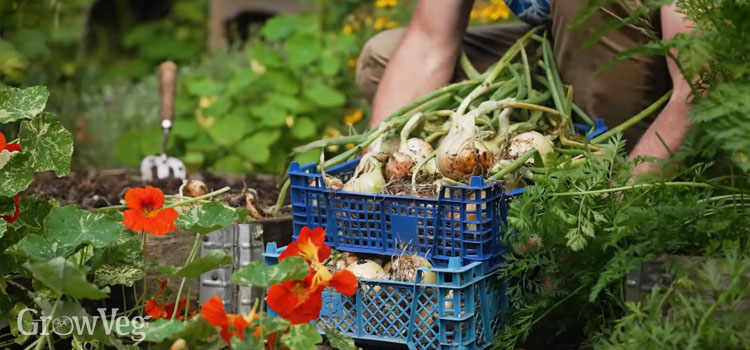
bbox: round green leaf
[231,256,309,288]
[211,155,248,173]
[281,324,322,350]
[24,257,109,299]
[261,15,298,40]
[44,206,122,249]
[175,202,238,234]
[208,111,250,146]
[0,152,34,197]
[285,35,321,68]
[291,117,317,140]
[0,86,49,123]
[303,82,345,108]
[156,250,232,278]
[18,112,74,176]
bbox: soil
[23,168,288,213]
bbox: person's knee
[356,28,406,102]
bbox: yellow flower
[250,59,266,74]
[480,3,510,21]
[470,9,480,20]
[346,143,355,149]
[375,0,397,8]
[195,108,215,129]
[323,127,342,152]
[343,109,363,125]
[347,58,358,68]
[385,20,399,29]
[364,16,373,25]
[285,115,295,128]
[199,96,217,108]
[374,17,388,30]
[343,24,354,34]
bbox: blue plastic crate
[289,120,608,273]
[265,243,507,350]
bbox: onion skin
[386,152,415,181]
[505,131,553,164]
[438,139,493,181]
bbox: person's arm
[369,0,474,127]
[629,4,693,174]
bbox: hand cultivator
[140,61,186,181]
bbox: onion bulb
[343,153,385,194]
[505,131,554,164]
[386,113,437,180]
[436,103,504,181]
[387,255,437,283]
[346,259,385,279]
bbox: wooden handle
[159,61,178,123]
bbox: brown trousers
[355,1,671,145]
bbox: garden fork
[140,61,186,181]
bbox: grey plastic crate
[199,217,292,314]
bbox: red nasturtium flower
[1,132,22,223]
[145,280,189,320]
[267,227,358,324]
[201,296,261,347]
[122,186,178,236]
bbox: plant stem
[411,150,437,192]
[530,283,587,327]
[270,179,291,217]
[591,90,673,143]
[35,297,60,350]
[164,186,231,209]
[550,181,715,197]
[460,51,481,79]
[171,233,201,319]
[489,149,538,181]
[141,232,148,314]
[384,80,479,123]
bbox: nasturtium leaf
[211,155,248,173]
[266,71,299,95]
[95,264,144,288]
[142,319,186,342]
[115,130,145,166]
[236,130,280,164]
[303,82,345,108]
[24,257,109,299]
[227,68,260,96]
[186,78,223,97]
[319,51,341,77]
[232,334,263,350]
[324,328,359,350]
[9,303,31,344]
[171,118,200,139]
[231,256,309,288]
[257,316,290,337]
[285,35,321,68]
[0,149,12,170]
[0,86,49,123]
[182,151,205,165]
[248,43,284,69]
[207,111,250,146]
[44,206,121,249]
[266,93,301,112]
[156,250,232,278]
[291,117,317,140]
[0,152,34,197]
[281,323,322,350]
[92,238,144,287]
[250,102,287,127]
[0,196,14,217]
[261,15,298,40]
[7,234,76,261]
[15,196,53,232]
[175,202,237,234]
[18,112,74,176]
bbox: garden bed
[23,169,286,210]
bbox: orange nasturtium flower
[122,186,179,236]
[145,280,189,320]
[1,132,22,223]
[201,296,261,347]
[267,227,358,324]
